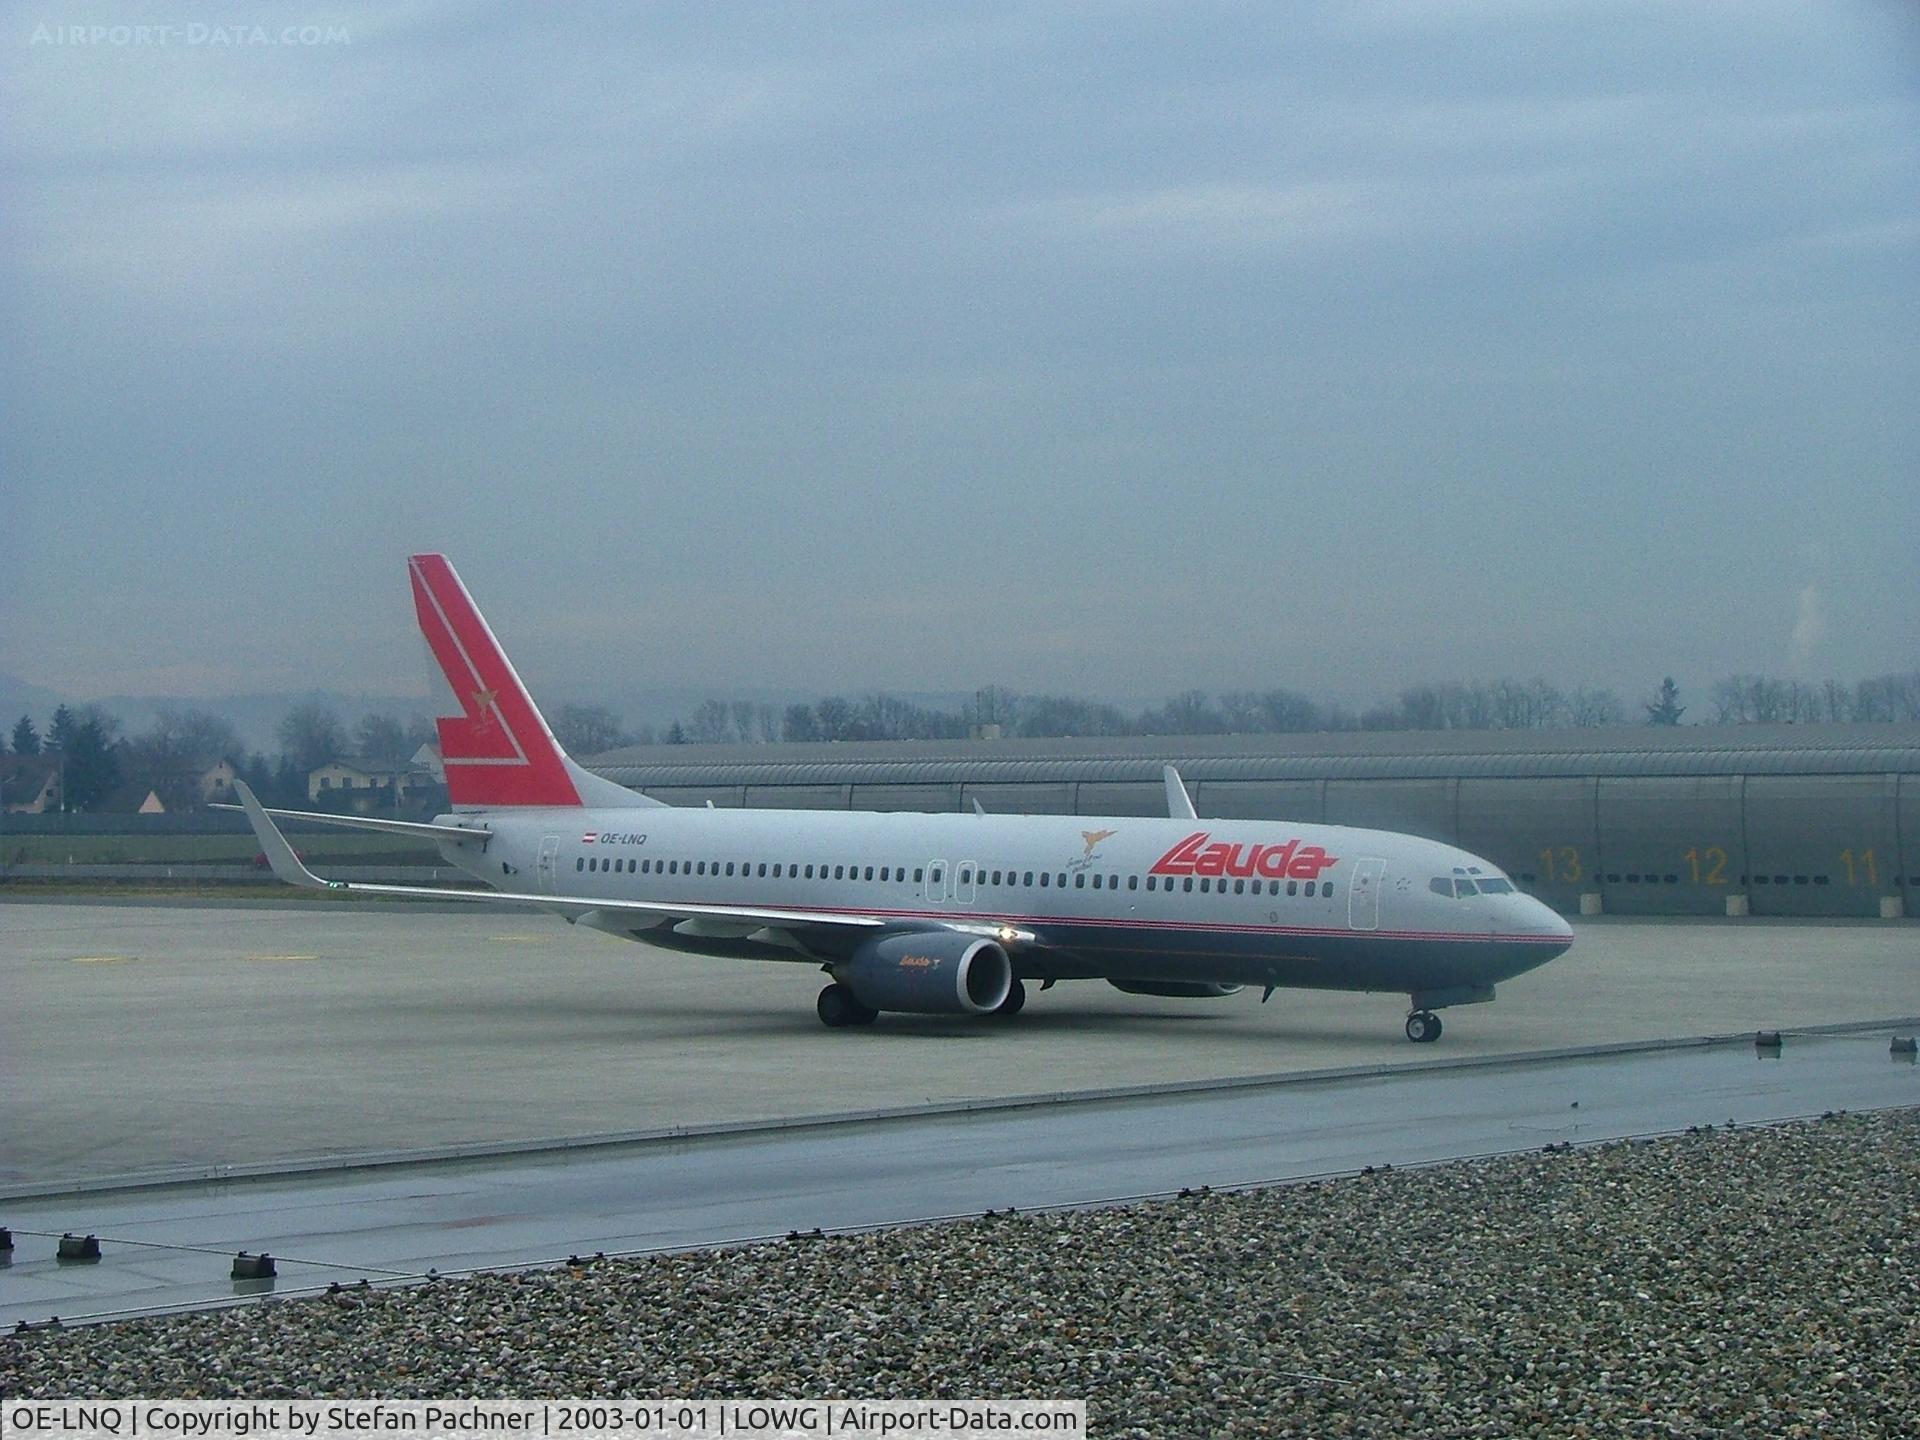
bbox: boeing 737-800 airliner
[230,554,1573,1042]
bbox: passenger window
[1325,884,1336,898]
[865,867,875,881]
[992,870,1002,885]
[576,857,584,871]
[1183,877,1194,892]
[931,867,943,884]
[914,868,924,883]
[1198,878,1210,893]
[1023,872,1034,886]
[1287,880,1298,896]
[1058,873,1067,888]
[1091,875,1101,889]
[1074,874,1086,888]
[1128,875,1138,890]
[804,865,814,879]
[1039,872,1050,887]
[1233,879,1245,894]
[1268,880,1279,895]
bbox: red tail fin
[409,554,583,808]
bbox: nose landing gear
[1405,1009,1443,1043]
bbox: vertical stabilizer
[408,554,659,810]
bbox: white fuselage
[443,805,1573,1001]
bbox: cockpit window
[1477,877,1515,894]
[1431,875,1485,897]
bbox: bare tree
[1819,679,1854,723]
[355,712,409,761]
[1856,671,1920,721]
[552,704,631,755]
[1015,695,1129,738]
[1566,688,1624,727]
[813,696,857,740]
[277,703,347,774]
[782,703,821,742]
[687,699,731,744]
[1492,678,1565,730]
[1254,689,1323,732]
[1140,690,1225,735]
[728,699,760,744]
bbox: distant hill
[0,672,66,732]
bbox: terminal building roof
[592,723,1920,786]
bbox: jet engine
[842,933,1013,1015]
[1107,979,1245,999]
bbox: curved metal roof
[592,723,1920,788]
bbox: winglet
[233,781,334,891]
[1163,765,1198,820]
[971,797,987,816]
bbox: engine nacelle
[842,933,1013,1015]
[1108,979,1245,999]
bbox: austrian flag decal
[1150,831,1338,881]
[581,832,597,844]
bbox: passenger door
[537,834,560,892]
[1348,857,1386,931]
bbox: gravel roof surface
[7,1108,1916,1437]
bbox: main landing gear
[817,983,878,1028]
[1405,1009,1443,1044]
[993,977,1028,1018]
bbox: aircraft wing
[231,782,1032,945]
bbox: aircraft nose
[1530,898,1574,951]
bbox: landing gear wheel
[994,977,1028,1017]
[817,983,878,1028]
[1405,1010,1442,1044]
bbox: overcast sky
[3,1,1915,716]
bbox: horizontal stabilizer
[209,803,491,846]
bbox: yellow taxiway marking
[241,954,320,962]
[70,955,133,964]
[488,934,553,942]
